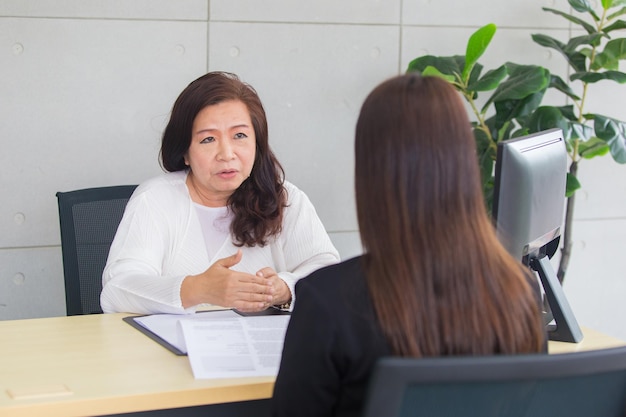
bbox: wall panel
[0,247,65,319]
[211,0,400,24]
[0,0,207,20]
[208,21,400,232]
[1,18,207,249]
[563,219,626,341]
[402,0,571,28]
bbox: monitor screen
[492,128,583,343]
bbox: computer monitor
[492,128,583,343]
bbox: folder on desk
[124,314,189,355]
[124,308,290,356]
[124,308,291,379]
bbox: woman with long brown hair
[271,73,545,417]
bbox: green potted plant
[407,0,626,283]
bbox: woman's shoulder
[124,172,189,217]
[136,171,186,190]
[281,180,319,218]
[294,256,373,324]
[297,256,365,293]
[282,180,305,202]
[133,171,188,201]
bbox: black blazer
[272,256,389,417]
[271,255,547,417]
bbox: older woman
[101,72,339,315]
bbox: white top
[101,171,340,315]
[193,204,231,259]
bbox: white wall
[1,0,624,341]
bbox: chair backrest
[362,346,626,417]
[56,185,137,315]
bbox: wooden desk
[548,326,626,354]
[1,314,624,417]
[0,313,273,417]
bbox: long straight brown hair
[355,74,544,357]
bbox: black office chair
[56,185,137,315]
[362,346,626,417]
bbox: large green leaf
[549,75,581,100]
[570,70,626,83]
[524,106,570,133]
[483,64,549,110]
[493,91,545,130]
[592,38,626,70]
[532,34,588,72]
[532,33,566,50]
[557,105,579,121]
[607,137,626,162]
[593,114,626,162]
[569,0,601,20]
[566,51,589,73]
[607,7,626,21]
[463,24,497,83]
[602,19,626,33]
[603,37,626,56]
[481,115,517,141]
[511,126,531,138]
[542,7,597,33]
[421,66,456,83]
[601,0,626,9]
[407,55,464,79]
[467,65,507,92]
[465,62,485,88]
[565,33,604,53]
[592,51,620,71]
[570,121,594,141]
[592,114,619,138]
[571,0,595,12]
[578,137,610,158]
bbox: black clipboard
[123,315,187,356]
[123,308,291,356]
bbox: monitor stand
[529,255,583,343]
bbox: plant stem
[464,91,492,142]
[557,159,578,283]
[557,5,608,284]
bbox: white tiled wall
[208,21,399,231]
[402,0,571,27]
[1,0,624,342]
[210,0,400,24]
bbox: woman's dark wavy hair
[160,72,286,247]
[355,74,544,357]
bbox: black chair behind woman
[56,185,137,315]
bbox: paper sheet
[132,310,241,354]
[179,314,291,379]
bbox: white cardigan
[101,171,340,314]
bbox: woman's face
[185,99,256,207]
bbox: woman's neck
[186,172,228,208]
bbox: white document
[179,314,291,379]
[132,310,243,355]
